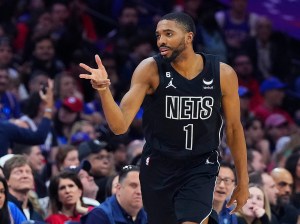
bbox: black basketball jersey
[142,53,223,159]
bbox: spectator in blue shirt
[0,176,27,224]
[213,162,238,224]
[0,79,54,156]
[0,68,21,121]
[81,165,147,224]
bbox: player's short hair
[160,12,196,35]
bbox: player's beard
[163,38,186,63]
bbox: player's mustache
[159,44,171,49]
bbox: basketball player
[79,12,249,224]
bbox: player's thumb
[226,196,235,208]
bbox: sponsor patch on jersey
[203,78,214,89]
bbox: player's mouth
[159,47,170,56]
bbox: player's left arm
[220,62,249,213]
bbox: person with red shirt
[46,171,93,224]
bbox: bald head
[270,168,293,204]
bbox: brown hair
[55,145,77,171]
[3,155,29,180]
[48,171,84,214]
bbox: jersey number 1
[183,124,193,150]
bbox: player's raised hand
[79,54,111,91]
[226,184,249,214]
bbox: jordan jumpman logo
[166,78,177,89]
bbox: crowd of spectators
[0,0,300,223]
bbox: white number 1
[183,124,193,150]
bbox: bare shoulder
[134,57,157,74]
[220,62,236,79]
[131,56,159,93]
[220,62,238,95]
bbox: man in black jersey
[79,12,249,224]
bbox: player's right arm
[79,55,157,135]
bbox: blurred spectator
[78,139,114,203]
[249,171,279,222]
[53,96,83,145]
[29,35,65,79]
[49,1,84,65]
[126,139,145,165]
[66,160,100,207]
[270,167,299,223]
[244,117,271,165]
[285,151,300,210]
[271,136,292,168]
[104,174,119,199]
[238,86,254,125]
[67,0,98,43]
[236,184,271,224]
[56,145,80,172]
[69,120,99,146]
[14,0,46,53]
[120,35,154,90]
[27,71,49,95]
[0,176,27,224]
[46,171,92,224]
[247,149,266,174]
[0,79,53,156]
[182,0,204,25]
[20,91,58,154]
[0,36,25,99]
[13,144,48,212]
[215,0,259,59]
[3,155,44,221]
[54,72,83,103]
[260,172,278,208]
[109,135,128,172]
[196,12,228,62]
[213,162,238,224]
[0,68,21,120]
[265,114,289,152]
[105,4,145,66]
[232,52,263,109]
[70,120,98,141]
[242,16,291,81]
[81,165,147,224]
[253,77,293,124]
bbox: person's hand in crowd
[39,79,54,118]
[79,55,111,91]
[252,206,266,218]
[76,199,89,215]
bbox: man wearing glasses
[213,163,238,224]
[81,165,147,224]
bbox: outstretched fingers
[95,54,104,69]
[79,73,94,80]
[79,62,93,73]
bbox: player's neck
[171,52,203,79]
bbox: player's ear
[186,32,194,44]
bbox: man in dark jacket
[81,165,147,224]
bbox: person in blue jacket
[0,79,54,157]
[0,176,27,224]
[81,165,147,224]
